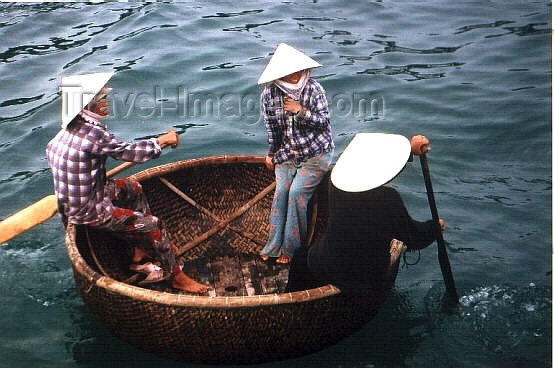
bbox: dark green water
[0,2,551,367]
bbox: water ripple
[202,9,264,19]
[63,45,107,70]
[0,2,70,19]
[223,19,283,32]
[454,20,515,34]
[0,38,90,63]
[448,173,550,207]
[0,168,50,185]
[0,96,57,125]
[202,62,243,71]
[312,29,353,40]
[340,41,466,66]
[100,56,144,73]
[0,94,44,108]
[293,16,345,22]
[113,24,177,42]
[486,22,550,39]
[357,62,464,81]
[370,40,466,55]
[0,4,149,71]
[134,123,208,141]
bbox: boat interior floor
[81,225,292,297]
[183,254,290,297]
[127,254,290,297]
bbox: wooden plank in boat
[275,266,289,293]
[181,254,291,297]
[239,255,258,296]
[239,255,290,295]
[255,258,279,294]
[210,255,247,297]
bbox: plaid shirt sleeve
[261,85,283,156]
[93,129,162,162]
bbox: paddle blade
[0,195,58,244]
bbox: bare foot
[132,247,150,263]
[172,271,209,294]
[260,253,269,261]
[276,254,290,264]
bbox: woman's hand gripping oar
[0,130,177,244]
[412,135,459,303]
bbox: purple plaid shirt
[46,112,161,225]
[262,78,334,165]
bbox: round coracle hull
[65,155,401,364]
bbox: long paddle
[419,153,458,303]
[0,144,170,244]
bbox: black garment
[286,183,439,295]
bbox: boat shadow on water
[64,155,405,364]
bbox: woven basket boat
[64,155,404,364]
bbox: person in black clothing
[285,135,445,295]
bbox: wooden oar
[0,145,170,244]
[0,195,59,244]
[419,153,459,303]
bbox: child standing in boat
[46,72,208,294]
[258,43,335,264]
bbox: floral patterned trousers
[90,178,177,271]
[261,151,333,258]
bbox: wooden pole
[159,177,264,246]
[419,153,459,303]
[177,181,276,256]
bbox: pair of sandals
[130,262,171,285]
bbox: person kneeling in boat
[285,135,445,296]
[258,43,335,264]
[46,72,208,294]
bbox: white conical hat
[331,133,412,192]
[60,72,113,128]
[257,43,322,84]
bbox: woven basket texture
[65,155,397,364]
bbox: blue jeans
[261,151,333,258]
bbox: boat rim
[65,154,342,309]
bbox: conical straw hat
[257,43,321,84]
[331,133,412,192]
[60,72,113,128]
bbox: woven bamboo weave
[64,155,401,364]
